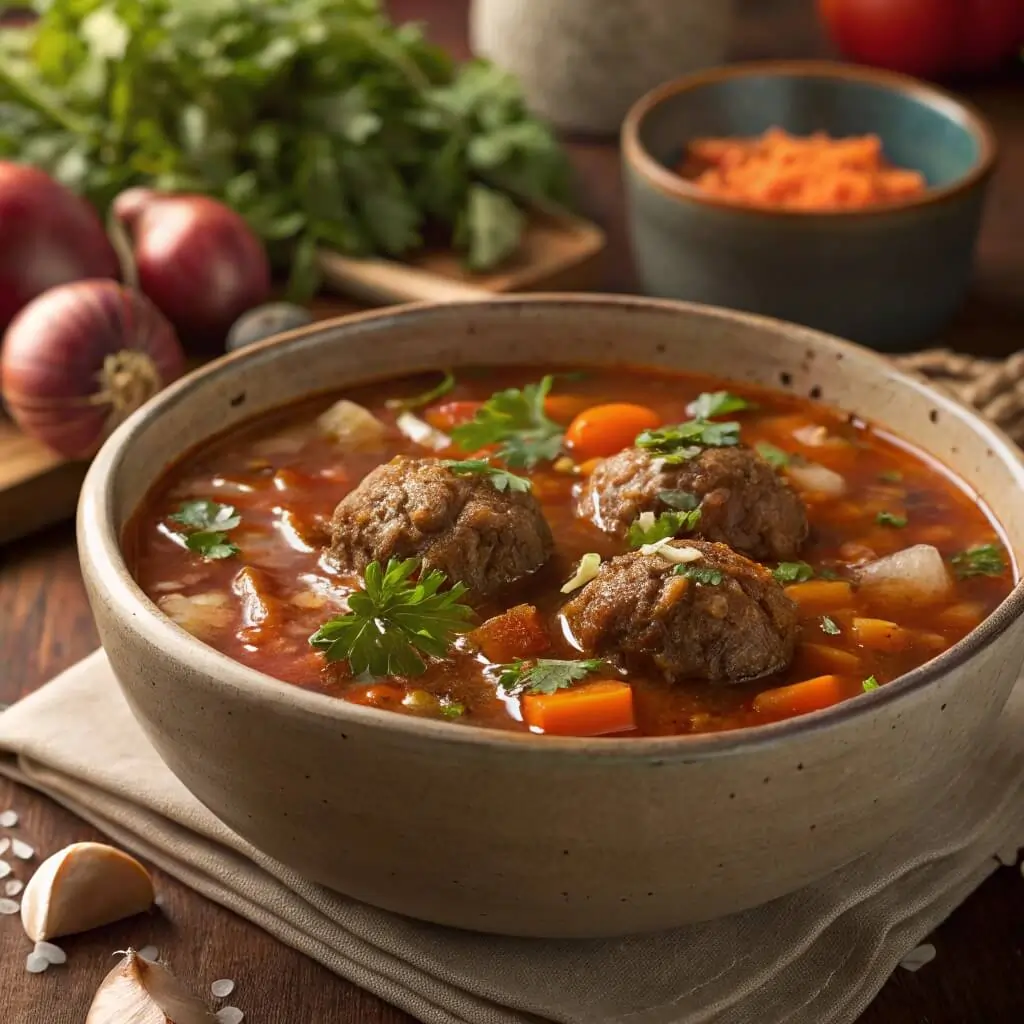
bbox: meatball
[577,445,808,562]
[561,540,797,683]
[328,456,554,597]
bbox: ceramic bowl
[78,296,1024,939]
[621,61,998,352]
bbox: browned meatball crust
[328,456,554,596]
[561,540,798,683]
[577,445,808,562]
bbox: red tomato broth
[124,365,1015,737]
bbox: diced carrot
[753,675,847,717]
[851,617,909,652]
[426,400,483,432]
[564,403,662,461]
[796,642,862,676]
[544,394,595,424]
[936,602,985,632]
[470,604,550,663]
[784,580,853,614]
[522,680,636,737]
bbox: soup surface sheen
[127,366,1014,738]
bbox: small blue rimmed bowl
[621,60,998,352]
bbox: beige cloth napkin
[1,651,1022,1024]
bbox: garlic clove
[21,841,155,942]
[86,949,216,1024]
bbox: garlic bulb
[21,842,155,942]
[86,949,216,1024]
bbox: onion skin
[113,191,271,345]
[0,162,120,332]
[0,280,185,459]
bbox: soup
[126,366,1014,738]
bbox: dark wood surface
[2,1,1023,1020]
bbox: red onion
[111,190,271,345]
[0,162,120,332]
[0,280,186,458]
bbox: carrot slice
[783,580,853,614]
[752,675,846,718]
[564,403,661,461]
[522,681,636,737]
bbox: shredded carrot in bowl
[677,127,927,211]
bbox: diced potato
[317,399,386,450]
[787,461,847,497]
[158,591,233,638]
[784,580,853,614]
[858,544,953,610]
[396,411,450,452]
[852,617,909,652]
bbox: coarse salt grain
[216,1008,244,1024]
[5,879,23,897]
[34,941,67,966]
[0,897,20,915]
[899,943,936,972]
[0,860,10,879]
[0,809,18,828]
[138,945,160,962]
[25,952,49,974]
[10,838,34,860]
[211,979,236,999]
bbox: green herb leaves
[755,441,790,469]
[450,375,563,468]
[673,564,723,586]
[627,509,702,548]
[658,489,699,510]
[635,391,748,463]
[497,658,604,697]
[686,391,752,419]
[773,561,815,584]
[386,371,455,412]
[820,615,840,635]
[309,558,473,678]
[441,459,531,492]
[862,675,880,692]
[876,511,908,528]
[0,1,571,297]
[951,543,1006,579]
[169,500,241,560]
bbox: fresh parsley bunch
[0,0,572,297]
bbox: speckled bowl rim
[621,59,999,219]
[80,294,1024,763]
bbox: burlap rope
[895,349,1024,447]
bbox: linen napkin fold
[0,652,1022,1024]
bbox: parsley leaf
[627,509,702,548]
[862,675,880,692]
[876,511,908,528]
[755,441,790,469]
[820,615,841,635]
[497,658,604,697]
[169,500,241,560]
[309,558,473,678]
[658,489,699,510]
[449,376,564,469]
[951,543,1006,579]
[441,459,531,492]
[636,419,741,464]
[385,370,455,412]
[686,391,753,419]
[773,561,815,584]
[674,564,723,585]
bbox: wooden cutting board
[0,210,606,546]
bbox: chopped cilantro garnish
[820,615,840,636]
[658,489,699,510]
[878,470,903,483]
[876,511,908,528]
[385,370,456,412]
[636,419,741,464]
[497,658,604,697]
[674,564,723,586]
[449,376,563,469]
[169,500,241,560]
[951,543,1006,579]
[755,441,791,469]
[773,561,815,584]
[685,391,753,420]
[862,675,880,692]
[627,508,702,548]
[309,558,473,678]
[441,459,531,493]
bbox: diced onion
[787,461,846,497]
[858,544,952,607]
[640,539,703,563]
[560,553,602,594]
[317,399,386,450]
[395,411,450,451]
[635,511,656,531]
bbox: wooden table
[2,1,1023,1020]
